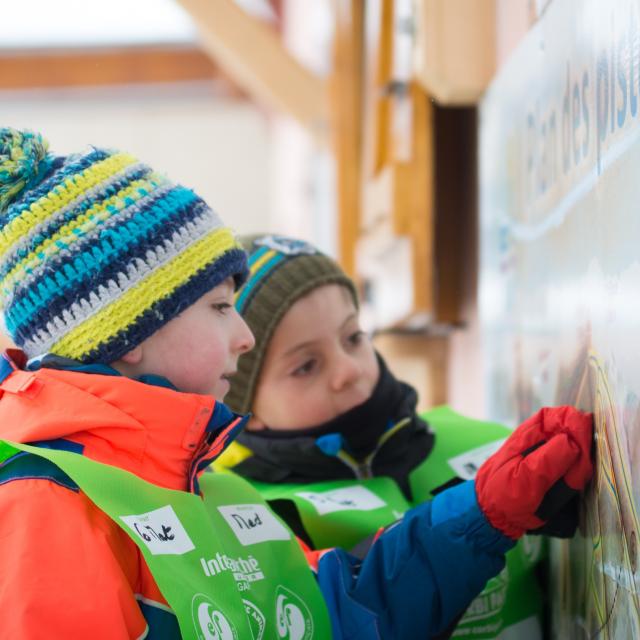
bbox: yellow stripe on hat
[234,248,276,303]
[0,152,138,257]
[1,177,160,295]
[51,228,238,360]
[249,249,277,275]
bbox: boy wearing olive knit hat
[0,129,577,640]
[219,233,595,640]
[226,233,359,415]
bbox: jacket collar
[0,350,247,492]
[231,412,433,499]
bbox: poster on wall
[480,0,640,637]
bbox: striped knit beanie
[225,234,358,414]
[0,128,248,363]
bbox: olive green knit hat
[226,234,358,414]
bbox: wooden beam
[331,0,364,277]
[370,0,394,175]
[0,46,243,93]
[177,0,328,135]
[360,0,395,183]
[414,0,496,105]
[392,84,435,317]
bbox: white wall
[0,83,272,236]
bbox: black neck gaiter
[234,354,434,496]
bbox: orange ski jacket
[0,350,244,639]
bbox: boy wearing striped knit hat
[0,128,553,640]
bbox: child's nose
[330,352,361,392]
[234,314,255,354]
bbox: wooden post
[177,0,328,135]
[330,0,365,276]
[391,84,435,317]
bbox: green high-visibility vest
[224,406,545,639]
[0,440,333,640]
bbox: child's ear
[246,414,267,431]
[119,345,143,365]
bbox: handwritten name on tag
[296,486,387,515]
[218,504,291,546]
[120,505,195,555]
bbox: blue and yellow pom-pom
[0,128,49,214]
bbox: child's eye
[347,330,365,347]
[212,303,232,315]
[292,359,316,377]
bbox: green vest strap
[1,440,332,640]
[225,406,546,639]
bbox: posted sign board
[480,0,640,636]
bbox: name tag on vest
[218,504,291,545]
[447,439,507,480]
[295,486,387,515]
[120,505,195,555]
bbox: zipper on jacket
[333,416,413,480]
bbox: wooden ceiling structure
[0,0,538,400]
[0,0,530,339]
[176,0,327,135]
[0,45,242,94]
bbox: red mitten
[475,406,594,539]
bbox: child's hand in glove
[475,406,594,539]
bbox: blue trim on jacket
[136,598,181,639]
[317,480,514,639]
[0,452,79,492]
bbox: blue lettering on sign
[524,2,640,211]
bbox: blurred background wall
[0,0,537,414]
[0,87,271,234]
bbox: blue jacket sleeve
[315,480,515,640]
